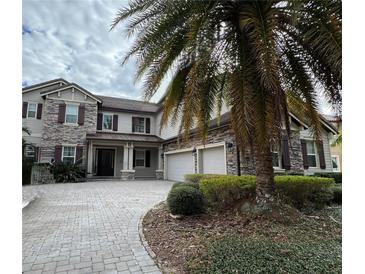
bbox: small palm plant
[112,0,341,207]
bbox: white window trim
[135,149,146,167]
[102,113,114,131]
[27,102,38,119]
[62,145,76,164]
[306,140,318,168]
[331,155,341,172]
[64,103,79,125]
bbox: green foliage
[275,176,335,209]
[199,175,335,210]
[332,185,342,204]
[190,235,341,274]
[200,175,256,209]
[22,159,34,185]
[184,174,220,184]
[314,172,342,184]
[172,181,200,190]
[50,162,86,183]
[167,185,205,215]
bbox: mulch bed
[142,202,341,274]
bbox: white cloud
[22,0,157,100]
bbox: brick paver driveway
[23,180,174,274]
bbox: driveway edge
[22,192,38,209]
[138,202,164,272]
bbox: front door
[96,149,115,176]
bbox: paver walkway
[23,180,174,274]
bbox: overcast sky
[22,0,334,114]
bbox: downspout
[236,145,241,176]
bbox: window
[306,141,317,167]
[332,155,340,172]
[103,114,113,130]
[62,146,76,165]
[272,151,280,168]
[134,117,145,133]
[24,145,35,160]
[135,150,145,167]
[65,105,78,124]
[27,103,37,118]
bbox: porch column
[128,142,134,170]
[156,145,164,180]
[87,140,93,177]
[123,143,129,170]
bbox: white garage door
[166,151,195,182]
[200,145,226,174]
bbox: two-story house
[22,78,338,182]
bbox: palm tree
[112,0,341,207]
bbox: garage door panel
[166,151,194,182]
[201,146,226,174]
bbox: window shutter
[36,103,42,119]
[146,118,150,134]
[58,104,66,123]
[78,104,85,125]
[282,136,291,170]
[145,150,151,167]
[317,141,326,169]
[22,102,28,118]
[54,145,62,163]
[132,117,136,132]
[133,149,136,167]
[97,113,103,130]
[300,140,309,169]
[113,114,118,131]
[76,146,83,163]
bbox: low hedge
[185,174,221,184]
[167,185,205,215]
[199,175,335,210]
[172,182,200,190]
[332,185,342,204]
[314,172,342,184]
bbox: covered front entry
[96,148,115,176]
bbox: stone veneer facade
[163,125,304,175]
[39,99,98,165]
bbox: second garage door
[166,151,195,182]
[199,145,226,174]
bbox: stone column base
[155,170,164,180]
[121,170,135,180]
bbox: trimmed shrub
[167,185,205,215]
[314,172,342,184]
[184,174,220,184]
[200,175,256,209]
[199,175,335,210]
[172,182,200,190]
[50,162,86,183]
[275,176,335,209]
[332,185,342,204]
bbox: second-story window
[132,117,150,133]
[65,105,78,124]
[27,103,37,118]
[103,114,113,130]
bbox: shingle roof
[86,132,163,143]
[97,95,160,113]
[22,78,69,92]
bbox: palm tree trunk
[254,142,275,208]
